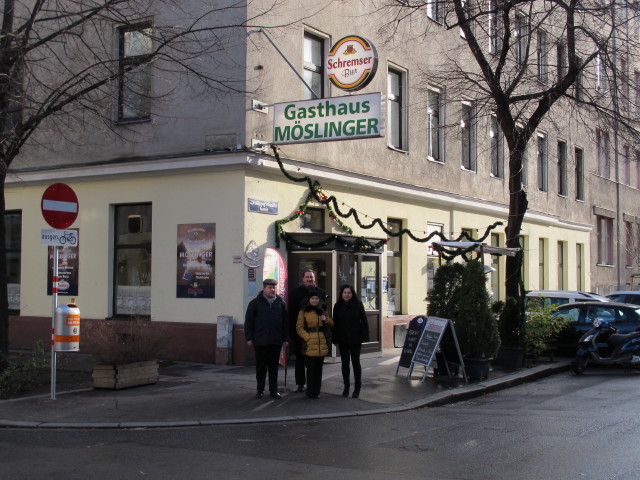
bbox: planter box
[92,360,159,390]
[463,357,491,381]
[494,346,525,368]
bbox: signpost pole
[50,245,58,400]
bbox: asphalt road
[2,366,639,480]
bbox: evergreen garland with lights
[271,145,503,256]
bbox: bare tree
[380,0,640,301]
[0,0,297,356]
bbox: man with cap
[245,278,288,399]
[288,269,327,392]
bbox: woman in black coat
[332,284,370,398]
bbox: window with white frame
[427,88,444,162]
[460,0,475,37]
[557,43,567,82]
[538,238,547,290]
[595,52,606,93]
[557,140,567,196]
[596,129,610,178]
[461,101,476,171]
[117,22,153,122]
[575,56,584,101]
[489,0,504,54]
[514,14,528,66]
[596,215,614,265]
[427,0,444,23]
[386,218,403,315]
[490,115,504,178]
[576,243,583,291]
[426,223,443,294]
[626,221,634,267]
[623,145,631,185]
[388,68,405,150]
[303,32,325,100]
[557,241,566,290]
[537,30,548,83]
[575,146,584,201]
[537,133,548,191]
[620,58,629,111]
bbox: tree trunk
[505,147,528,301]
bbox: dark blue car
[552,301,640,355]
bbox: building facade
[6,1,640,364]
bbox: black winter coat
[332,300,370,346]
[244,292,288,346]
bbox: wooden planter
[92,360,159,390]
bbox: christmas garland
[271,145,503,255]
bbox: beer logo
[326,35,378,91]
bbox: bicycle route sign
[41,183,78,229]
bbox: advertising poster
[47,229,79,296]
[177,223,215,298]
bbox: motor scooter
[571,319,640,374]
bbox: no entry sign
[41,183,79,229]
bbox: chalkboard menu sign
[397,316,427,369]
[397,316,466,382]
[412,317,448,367]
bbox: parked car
[605,291,640,306]
[526,290,610,307]
[552,301,640,355]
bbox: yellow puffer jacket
[296,307,334,357]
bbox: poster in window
[177,223,215,298]
[47,229,79,296]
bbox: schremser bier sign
[273,93,381,145]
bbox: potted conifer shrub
[453,260,501,380]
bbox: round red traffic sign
[41,183,79,229]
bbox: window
[461,227,477,241]
[490,115,504,178]
[427,88,444,162]
[557,241,565,290]
[596,215,614,265]
[388,69,404,150]
[300,207,325,232]
[5,211,21,313]
[489,0,504,54]
[557,43,567,82]
[461,101,476,171]
[427,0,443,23]
[117,23,153,122]
[538,238,547,290]
[596,129,610,178]
[460,0,475,37]
[386,219,403,315]
[557,140,567,196]
[626,221,634,267]
[303,33,325,100]
[576,243,583,291]
[114,204,152,317]
[514,14,528,66]
[623,145,631,185]
[490,233,500,302]
[635,71,640,116]
[575,56,584,101]
[426,223,443,294]
[537,30,548,83]
[537,133,548,191]
[620,58,629,111]
[595,52,606,93]
[575,146,584,201]
[636,150,640,189]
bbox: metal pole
[50,245,58,400]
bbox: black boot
[352,382,361,399]
[342,385,350,397]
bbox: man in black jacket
[245,278,288,399]
[288,269,327,392]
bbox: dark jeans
[304,356,325,398]
[254,344,281,393]
[339,343,362,386]
[292,337,306,386]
